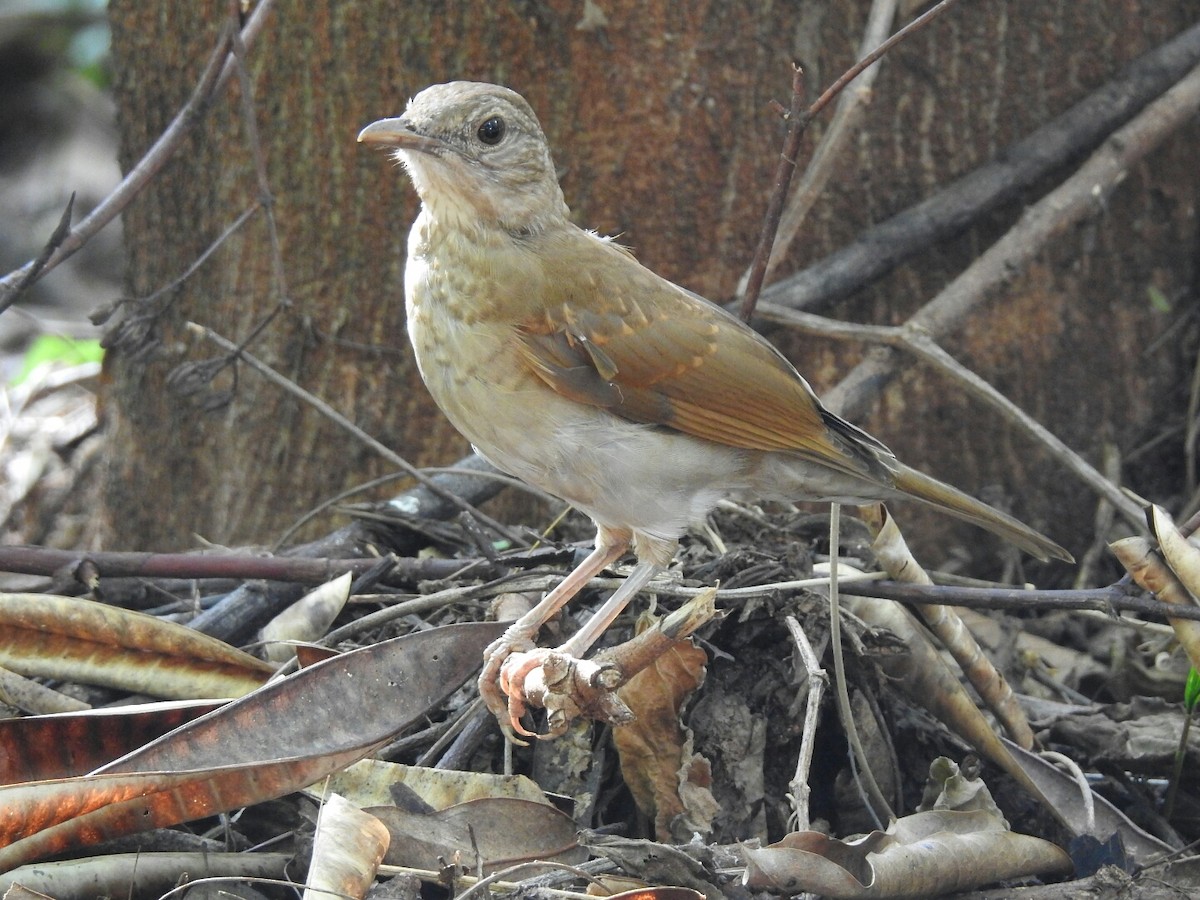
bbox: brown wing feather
[515,232,892,483]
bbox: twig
[7,194,75,299]
[738,0,961,322]
[758,302,1146,530]
[0,1,276,311]
[97,203,261,350]
[217,2,293,352]
[827,502,892,825]
[806,0,962,122]
[192,323,526,547]
[785,615,827,832]
[744,0,898,291]
[0,543,510,587]
[836,579,1200,622]
[739,65,808,322]
[824,59,1200,421]
[754,19,1200,314]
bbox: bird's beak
[357,118,443,154]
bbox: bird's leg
[556,560,663,657]
[479,527,631,738]
[498,553,666,738]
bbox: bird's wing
[515,238,892,482]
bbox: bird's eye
[477,116,506,145]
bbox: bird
[358,81,1072,739]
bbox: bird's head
[359,81,569,236]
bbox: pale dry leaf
[1111,527,1200,674]
[308,759,551,810]
[916,757,1002,818]
[743,808,1071,898]
[0,852,291,899]
[839,585,1057,821]
[261,571,352,662]
[304,793,390,900]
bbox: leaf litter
[1,375,1200,899]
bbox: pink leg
[495,558,664,739]
[557,560,662,657]
[479,528,631,737]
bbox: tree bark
[101,1,1199,567]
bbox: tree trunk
[101,1,1198,567]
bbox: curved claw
[498,648,559,737]
[478,629,543,741]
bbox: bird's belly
[408,302,748,541]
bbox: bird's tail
[891,464,1073,563]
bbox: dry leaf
[0,851,291,899]
[313,759,550,810]
[0,622,505,873]
[999,737,1173,866]
[0,700,223,785]
[0,665,89,716]
[304,793,390,900]
[744,808,1071,898]
[840,590,1054,808]
[0,593,273,699]
[371,797,584,873]
[862,504,1034,748]
[614,609,717,842]
[261,572,352,663]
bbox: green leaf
[12,335,104,386]
[1146,285,1172,313]
[1185,667,1200,713]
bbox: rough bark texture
[101,2,1198,569]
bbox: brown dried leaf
[304,793,390,900]
[1151,505,1200,593]
[600,889,706,900]
[372,797,584,873]
[999,737,1173,865]
[840,590,1060,825]
[614,609,716,842]
[1111,531,1200,674]
[0,593,274,699]
[0,621,505,873]
[863,504,1034,748]
[0,665,89,716]
[0,700,224,785]
[743,808,1071,898]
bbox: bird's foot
[478,628,542,743]
[506,648,633,740]
[480,589,721,742]
[481,644,632,742]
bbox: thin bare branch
[824,60,1200,422]
[0,0,276,311]
[753,19,1200,315]
[759,301,1146,529]
[744,0,898,291]
[191,323,527,547]
[739,65,808,322]
[826,503,893,825]
[808,0,962,122]
[785,615,827,832]
[738,0,961,322]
